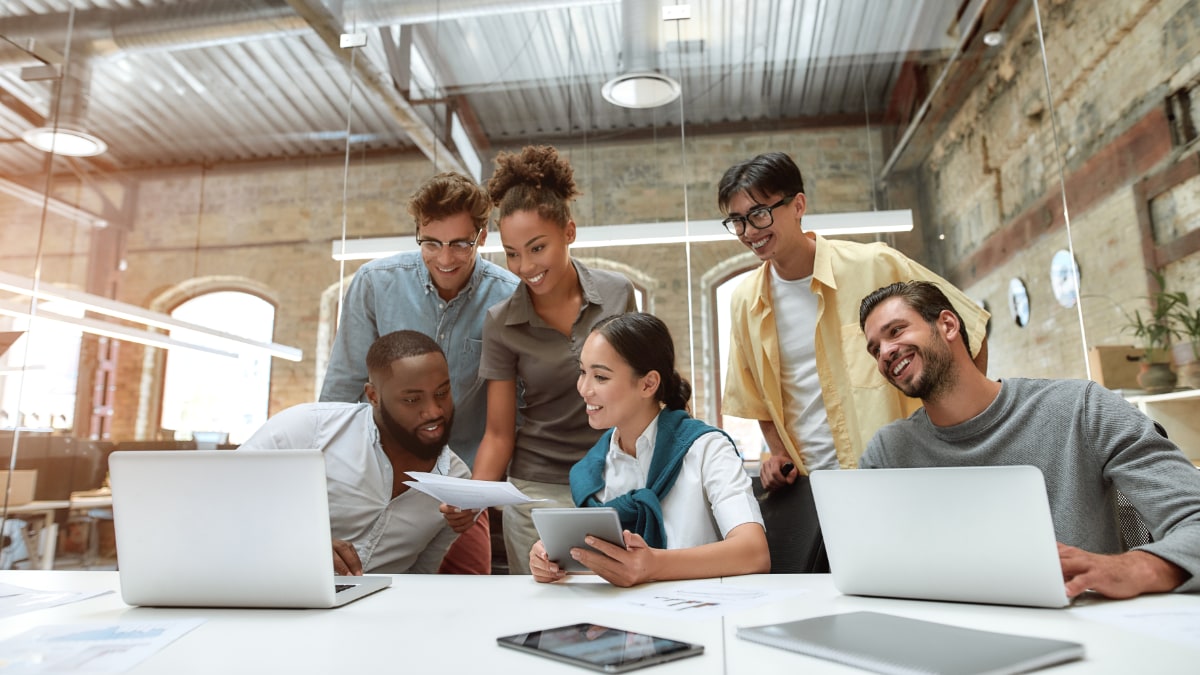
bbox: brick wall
[915,0,1200,380]
[6,0,1200,442]
[83,126,884,438]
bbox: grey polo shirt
[479,259,636,483]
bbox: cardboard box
[1089,346,1143,390]
[0,469,37,506]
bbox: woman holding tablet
[530,312,770,586]
[462,145,637,574]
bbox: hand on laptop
[439,503,482,534]
[1057,543,1187,599]
[333,538,364,576]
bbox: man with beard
[320,172,518,574]
[858,281,1200,599]
[717,152,989,489]
[240,330,469,575]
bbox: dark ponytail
[591,312,691,412]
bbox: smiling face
[864,297,958,401]
[724,189,809,268]
[366,351,455,461]
[418,211,484,299]
[576,332,659,434]
[498,209,575,296]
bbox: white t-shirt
[238,401,468,573]
[769,267,838,471]
[597,415,763,549]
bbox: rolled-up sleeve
[696,431,764,538]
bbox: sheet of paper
[0,619,203,674]
[1075,603,1200,649]
[593,581,807,619]
[0,583,111,620]
[403,472,547,510]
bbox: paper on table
[403,472,548,510]
[0,582,112,619]
[593,580,808,619]
[0,619,203,674]
[1074,603,1200,649]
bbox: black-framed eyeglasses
[721,196,794,236]
[416,228,482,256]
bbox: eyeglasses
[721,196,794,236]
[416,229,482,255]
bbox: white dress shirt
[239,402,469,573]
[597,417,764,549]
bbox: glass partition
[5,0,1195,562]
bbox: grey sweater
[862,378,1200,593]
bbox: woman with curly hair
[443,145,636,573]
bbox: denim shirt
[320,251,519,467]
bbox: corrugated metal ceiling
[0,0,976,176]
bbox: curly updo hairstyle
[486,145,580,228]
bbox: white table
[0,572,1196,673]
[0,500,69,570]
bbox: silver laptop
[811,465,1069,608]
[108,449,391,608]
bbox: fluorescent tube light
[0,271,302,361]
[0,178,108,228]
[331,210,914,261]
[0,298,237,358]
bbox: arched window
[160,292,275,444]
[0,302,83,431]
[714,268,765,459]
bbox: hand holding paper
[404,472,548,510]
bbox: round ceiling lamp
[22,126,108,157]
[601,72,681,109]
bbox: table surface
[0,571,1197,674]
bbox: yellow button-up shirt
[722,233,989,472]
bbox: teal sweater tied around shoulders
[569,408,734,549]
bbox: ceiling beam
[284,0,467,175]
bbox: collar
[609,413,660,459]
[747,232,832,314]
[809,232,837,289]
[505,258,596,326]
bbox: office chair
[1115,489,1153,550]
[1112,420,1172,550]
[752,474,830,573]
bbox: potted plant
[1123,271,1184,394]
[1172,292,1200,389]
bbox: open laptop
[108,449,391,608]
[810,465,1070,608]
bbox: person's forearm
[472,436,514,481]
[759,420,790,459]
[1128,550,1189,594]
[643,524,770,582]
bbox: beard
[376,398,453,462]
[893,333,957,402]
